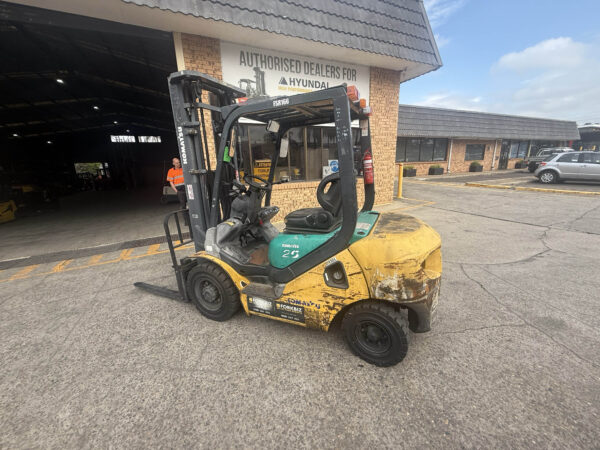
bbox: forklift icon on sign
[238,67,266,98]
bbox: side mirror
[266,120,280,133]
[280,136,289,158]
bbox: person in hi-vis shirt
[166,157,187,212]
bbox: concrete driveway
[1,182,599,448]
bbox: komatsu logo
[177,126,188,165]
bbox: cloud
[415,92,487,111]
[434,34,450,48]
[494,37,587,73]
[423,0,467,28]
[411,37,600,124]
[492,37,600,123]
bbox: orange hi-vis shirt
[167,167,184,187]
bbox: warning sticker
[186,184,194,200]
[247,297,305,323]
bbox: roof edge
[398,104,578,125]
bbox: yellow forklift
[136,71,442,366]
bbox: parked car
[525,147,574,172]
[534,151,600,184]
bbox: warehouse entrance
[0,2,178,261]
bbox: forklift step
[134,282,186,302]
[241,282,285,300]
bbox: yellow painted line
[50,259,72,273]
[515,186,600,196]
[88,254,103,265]
[119,248,134,260]
[460,182,600,196]
[147,244,161,255]
[404,179,471,189]
[9,265,39,280]
[465,182,513,190]
[2,241,232,284]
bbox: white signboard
[221,42,370,102]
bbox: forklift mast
[167,71,246,249]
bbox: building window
[465,144,485,160]
[419,138,434,161]
[242,125,358,182]
[507,140,530,158]
[396,137,406,162]
[517,141,529,158]
[405,138,420,162]
[110,135,135,143]
[396,137,448,162]
[138,136,162,143]
[433,139,448,161]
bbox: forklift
[136,71,442,366]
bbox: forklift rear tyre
[342,302,409,367]
[186,261,241,322]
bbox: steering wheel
[243,174,272,191]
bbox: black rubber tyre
[185,260,240,321]
[539,170,558,184]
[341,302,409,367]
[528,162,537,173]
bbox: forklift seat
[283,173,342,233]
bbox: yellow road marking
[404,179,471,189]
[9,265,39,280]
[88,254,103,265]
[50,259,72,272]
[465,182,513,189]
[515,186,600,196]
[0,243,195,284]
[147,244,161,255]
[119,248,134,260]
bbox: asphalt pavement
[1,182,599,448]
[419,169,600,193]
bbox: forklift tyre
[341,302,409,367]
[186,260,241,322]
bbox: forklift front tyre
[186,260,241,322]
[341,302,409,367]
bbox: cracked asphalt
[1,183,599,448]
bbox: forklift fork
[134,209,195,302]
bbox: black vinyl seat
[283,173,342,234]
[284,207,341,233]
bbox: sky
[400,0,600,124]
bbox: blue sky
[401,0,600,124]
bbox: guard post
[397,163,403,199]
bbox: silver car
[534,151,600,184]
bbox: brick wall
[395,138,503,176]
[369,68,402,205]
[179,34,398,220]
[180,34,221,168]
[449,139,497,172]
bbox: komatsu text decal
[177,126,188,165]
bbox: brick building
[396,105,580,175]
[7,0,441,215]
